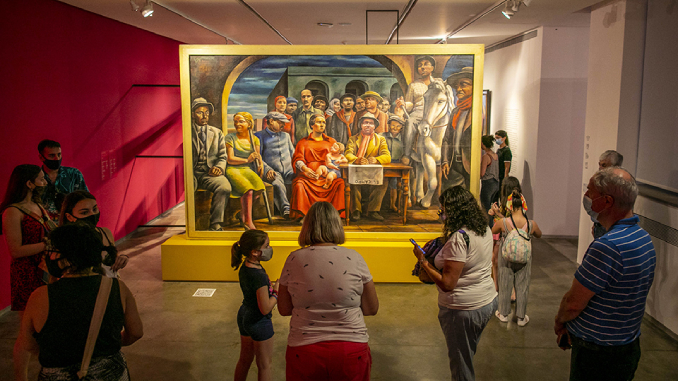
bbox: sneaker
[495,310,508,323]
[517,315,530,327]
[352,210,361,221]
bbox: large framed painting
[180,45,485,239]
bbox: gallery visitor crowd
[0,56,657,381]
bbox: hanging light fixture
[141,1,154,17]
[130,0,154,17]
[502,1,515,19]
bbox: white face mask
[583,194,606,222]
[582,195,597,221]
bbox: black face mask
[31,185,46,203]
[42,158,62,170]
[77,213,100,227]
[31,184,46,197]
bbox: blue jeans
[438,297,497,381]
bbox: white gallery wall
[634,0,678,336]
[574,0,678,336]
[576,0,646,260]
[484,25,589,236]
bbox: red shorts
[285,341,371,381]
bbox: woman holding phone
[413,186,497,381]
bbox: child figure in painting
[315,142,347,189]
[232,229,278,381]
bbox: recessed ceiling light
[468,14,476,17]
[317,22,334,28]
[338,22,352,26]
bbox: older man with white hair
[555,167,656,381]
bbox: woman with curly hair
[413,186,497,381]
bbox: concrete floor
[2,206,678,380]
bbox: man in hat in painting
[313,94,331,120]
[351,91,388,136]
[191,97,232,231]
[441,67,474,190]
[345,112,391,221]
[395,55,440,166]
[256,111,295,219]
[285,97,298,115]
[326,93,356,146]
[380,114,406,212]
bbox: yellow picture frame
[180,44,485,242]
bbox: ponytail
[231,229,268,270]
[506,189,528,216]
[231,242,244,270]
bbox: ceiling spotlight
[130,0,140,12]
[502,6,514,18]
[317,22,334,28]
[502,0,519,18]
[141,1,154,17]
[522,0,534,6]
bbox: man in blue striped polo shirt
[555,167,656,381]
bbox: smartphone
[409,238,422,250]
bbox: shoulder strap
[77,276,113,379]
[501,217,510,232]
[510,214,531,241]
[9,203,56,233]
[97,227,114,246]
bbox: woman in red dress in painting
[0,164,52,314]
[290,115,345,220]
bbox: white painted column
[577,0,647,262]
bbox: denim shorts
[237,305,274,342]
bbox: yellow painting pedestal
[161,233,439,283]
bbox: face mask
[582,195,604,221]
[43,158,62,170]
[495,138,503,145]
[259,247,273,262]
[31,183,46,197]
[77,213,100,227]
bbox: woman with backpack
[491,187,542,326]
[413,186,497,380]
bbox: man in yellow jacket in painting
[346,112,391,221]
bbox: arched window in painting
[345,80,368,97]
[390,82,404,106]
[305,80,328,98]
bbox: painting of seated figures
[182,46,485,236]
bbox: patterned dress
[10,211,48,311]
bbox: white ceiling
[57,0,596,46]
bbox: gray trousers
[497,245,532,318]
[194,172,231,228]
[264,170,291,215]
[438,298,497,381]
[351,183,389,213]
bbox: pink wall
[0,0,185,310]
